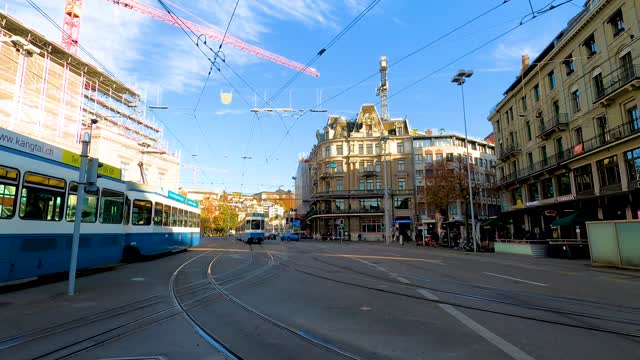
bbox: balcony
[499,142,521,160]
[498,152,565,186]
[392,189,413,195]
[307,207,384,218]
[537,113,569,140]
[312,189,384,199]
[361,170,379,177]
[593,64,640,105]
[564,118,640,162]
[319,172,332,179]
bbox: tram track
[1,242,275,359]
[279,256,640,339]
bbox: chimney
[521,55,530,75]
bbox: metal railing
[309,208,384,216]
[499,142,521,160]
[593,64,640,101]
[537,113,568,139]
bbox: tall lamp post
[452,69,477,253]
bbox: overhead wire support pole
[68,132,90,295]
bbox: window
[573,127,584,146]
[398,178,406,190]
[250,219,263,230]
[541,178,554,199]
[336,162,343,173]
[159,173,166,188]
[597,155,621,188]
[0,165,19,219]
[324,146,331,157]
[360,218,382,233]
[336,145,343,155]
[397,142,404,153]
[555,137,564,159]
[366,161,373,171]
[511,187,523,206]
[553,100,560,118]
[66,182,98,223]
[449,202,458,215]
[397,127,404,136]
[179,208,186,227]
[528,152,534,171]
[359,179,365,190]
[394,197,410,209]
[521,95,528,112]
[496,120,501,132]
[376,179,382,189]
[557,173,572,196]
[625,147,640,181]
[366,144,373,154]
[131,199,152,225]
[335,199,345,210]
[153,202,163,225]
[608,9,625,36]
[435,153,443,161]
[375,161,381,172]
[366,179,374,190]
[593,73,605,97]
[171,206,177,226]
[398,159,406,172]
[528,182,540,202]
[533,83,541,102]
[163,204,171,226]
[540,145,548,165]
[325,180,330,192]
[574,164,593,193]
[360,198,381,210]
[358,144,364,154]
[627,106,639,130]
[548,70,556,89]
[526,121,532,141]
[564,54,575,75]
[445,153,454,162]
[19,173,65,221]
[583,34,597,57]
[425,154,433,162]
[507,107,514,123]
[571,89,581,112]
[120,161,129,181]
[336,179,343,191]
[416,169,424,177]
[375,143,380,154]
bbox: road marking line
[483,272,548,287]
[395,277,411,284]
[416,289,535,360]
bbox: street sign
[330,161,336,169]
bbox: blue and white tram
[236,213,265,244]
[123,182,201,258]
[0,131,126,283]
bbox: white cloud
[3,0,365,95]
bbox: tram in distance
[236,213,266,244]
[0,129,200,283]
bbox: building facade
[412,130,499,236]
[0,13,179,188]
[488,0,640,239]
[294,157,312,216]
[306,104,414,241]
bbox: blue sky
[7,0,583,193]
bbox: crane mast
[376,56,389,121]
[62,0,82,55]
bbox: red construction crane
[106,0,319,77]
[62,0,82,55]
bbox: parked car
[266,232,279,240]
[281,232,300,241]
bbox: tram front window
[251,219,263,230]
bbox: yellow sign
[61,150,122,180]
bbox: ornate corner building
[305,105,414,241]
[489,0,640,239]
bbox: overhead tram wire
[259,0,382,109]
[263,0,513,161]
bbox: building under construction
[0,12,180,188]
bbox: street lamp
[452,69,477,253]
[380,135,392,244]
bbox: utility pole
[68,132,90,295]
[381,136,391,244]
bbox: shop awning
[551,212,598,226]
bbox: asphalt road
[1,237,639,360]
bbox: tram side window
[178,208,184,227]
[153,202,163,225]
[19,173,65,221]
[188,212,194,227]
[131,199,152,225]
[171,206,177,226]
[196,214,200,228]
[163,204,170,226]
[99,189,124,224]
[0,165,19,219]
[66,182,99,223]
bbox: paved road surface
[1,237,639,359]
